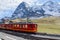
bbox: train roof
[10,22,36,24]
[0,22,36,24]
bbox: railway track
[0,29,60,40]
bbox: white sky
[0,0,47,11]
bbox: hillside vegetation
[31,16,60,34]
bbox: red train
[0,22,37,33]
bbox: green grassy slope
[31,16,60,34]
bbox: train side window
[9,24,11,28]
[12,24,16,27]
[17,24,19,27]
[3,24,5,27]
[14,24,16,27]
[25,25,27,28]
[30,24,33,28]
[10,24,12,27]
[35,24,37,28]
[23,25,24,28]
[20,24,23,28]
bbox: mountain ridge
[12,1,53,19]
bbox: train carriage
[0,22,37,33]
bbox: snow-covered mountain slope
[12,1,52,19]
[42,1,60,16]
